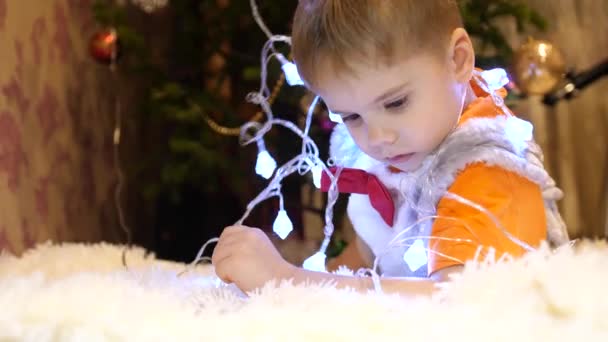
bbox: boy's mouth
[386,152,416,164]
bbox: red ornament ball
[89,29,121,65]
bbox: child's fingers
[212,225,259,284]
[215,225,246,247]
[218,226,262,250]
[221,225,251,238]
[212,237,238,266]
[212,228,249,265]
[212,245,236,283]
[214,262,233,284]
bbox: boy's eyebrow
[331,82,410,115]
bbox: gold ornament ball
[512,39,566,95]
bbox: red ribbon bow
[320,167,395,227]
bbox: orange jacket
[427,84,547,275]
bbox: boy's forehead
[316,56,430,96]
[314,60,390,95]
[316,54,446,111]
[302,39,446,94]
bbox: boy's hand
[212,225,295,292]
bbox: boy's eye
[343,114,361,122]
[384,96,408,110]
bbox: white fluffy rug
[1,241,608,341]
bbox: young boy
[211,0,569,295]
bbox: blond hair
[292,0,463,90]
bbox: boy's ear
[448,28,475,83]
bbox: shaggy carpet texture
[1,241,607,341]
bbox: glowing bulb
[538,43,548,58]
[328,110,343,123]
[255,140,276,179]
[273,210,293,240]
[481,68,510,91]
[312,164,322,189]
[281,62,304,86]
[402,239,427,272]
[302,251,327,272]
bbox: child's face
[317,53,468,171]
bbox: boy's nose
[367,124,397,147]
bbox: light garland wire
[105,28,133,269]
[184,1,340,274]
[249,0,273,40]
[185,1,544,290]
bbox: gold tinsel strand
[202,73,286,136]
